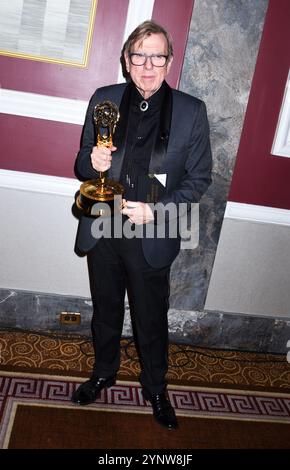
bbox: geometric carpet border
[1,371,290,448]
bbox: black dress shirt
[120,82,166,201]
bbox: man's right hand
[90,145,117,172]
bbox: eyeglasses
[129,53,168,67]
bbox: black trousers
[87,235,171,395]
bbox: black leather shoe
[71,375,116,405]
[142,389,178,430]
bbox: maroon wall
[0,115,80,178]
[153,0,194,87]
[228,0,290,210]
[0,0,129,100]
[0,0,194,179]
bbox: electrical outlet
[59,312,81,325]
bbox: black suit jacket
[74,81,212,268]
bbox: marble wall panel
[170,0,269,310]
[180,0,269,178]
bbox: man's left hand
[121,200,154,225]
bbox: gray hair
[123,20,173,57]
[121,20,173,79]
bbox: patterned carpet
[1,330,290,450]
[1,330,290,390]
[1,370,290,449]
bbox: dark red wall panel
[153,0,194,88]
[0,0,129,178]
[228,0,290,210]
[0,0,194,178]
[0,114,81,178]
[0,0,129,101]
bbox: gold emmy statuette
[76,101,124,216]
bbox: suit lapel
[109,82,133,181]
[149,81,173,174]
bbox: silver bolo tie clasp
[140,100,149,112]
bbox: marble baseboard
[0,288,289,354]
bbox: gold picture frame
[0,0,97,68]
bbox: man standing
[72,20,212,430]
